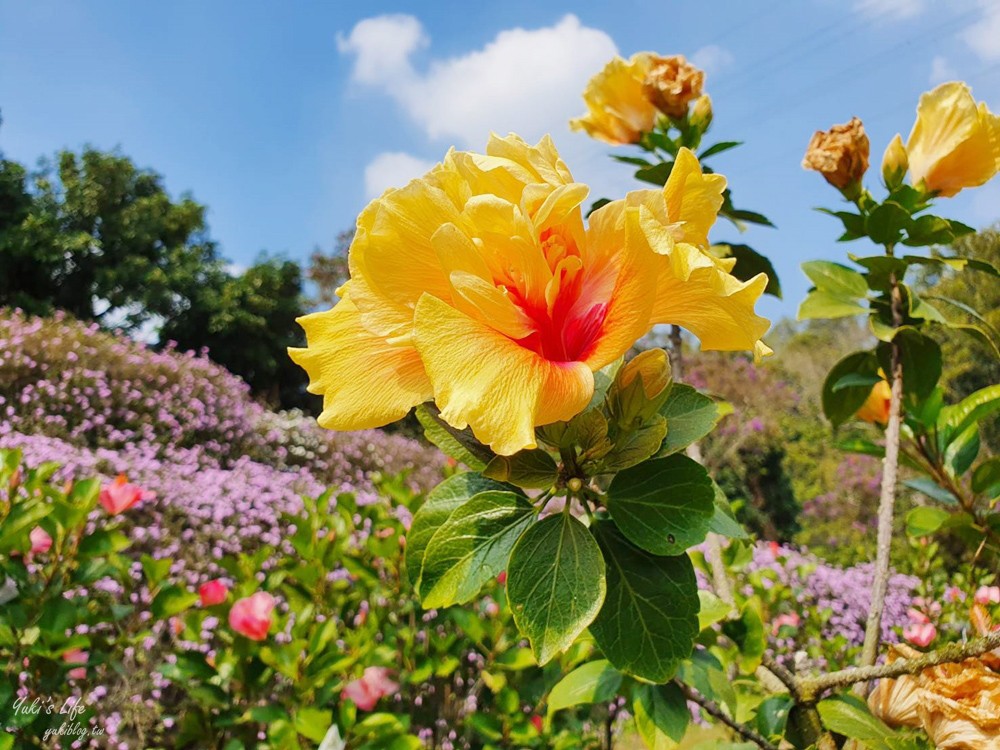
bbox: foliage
[0,148,216,329]
[159,256,309,409]
[307,230,354,309]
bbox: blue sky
[2,0,998,325]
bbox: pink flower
[341,667,399,711]
[903,622,937,648]
[63,649,89,679]
[974,585,1000,605]
[772,612,800,634]
[228,592,275,641]
[530,715,544,733]
[199,579,228,607]
[29,527,52,555]
[944,586,965,603]
[907,607,930,624]
[99,474,150,515]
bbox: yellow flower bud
[612,349,673,427]
[802,117,870,196]
[690,94,713,131]
[881,133,909,190]
[856,378,891,425]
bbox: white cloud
[691,45,734,77]
[338,13,618,147]
[852,0,925,19]
[929,55,957,85]
[364,151,435,198]
[963,1,1000,62]
[336,14,427,86]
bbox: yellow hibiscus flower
[856,377,892,425]
[905,81,1000,197]
[290,135,769,455]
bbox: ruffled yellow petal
[907,82,1000,197]
[662,148,727,249]
[650,243,770,351]
[580,201,658,368]
[413,293,594,455]
[570,55,658,145]
[288,294,432,430]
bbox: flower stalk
[859,265,905,675]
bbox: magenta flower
[199,579,228,607]
[99,474,150,515]
[902,622,936,648]
[228,592,275,641]
[974,585,1000,605]
[341,667,399,711]
[63,649,89,679]
[29,527,52,555]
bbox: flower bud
[612,349,673,427]
[690,94,713,131]
[881,133,909,190]
[802,117,870,197]
[856,378,891,425]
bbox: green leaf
[876,330,941,399]
[483,449,558,490]
[718,243,782,298]
[940,384,1000,445]
[0,501,52,551]
[724,207,775,228]
[866,201,911,245]
[832,372,881,391]
[420,491,535,608]
[722,603,766,672]
[507,514,606,665]
[589,521,699,682]
[905,506,950,537]
[817,695,909,750]
[818,208,865,239]
[656,384,719,456]
[943,423,980,477]
[697,590,732,631]
[141,554,173,587]
[821,351,880,428]
[699,141,742,160]
[607,455,715,555]
[601,417,667,472]
[802,260,868,298]
[707,484,748,539]
[635,162,673,186]
[415,404,494,471]
[294,707,332,743]
[755,696,793,740]
[903,477,958,505]
[633,683,689,748]
[406,472,513,588]
[973,458,1000,498]
[546,659,622,715]
[150,585,200,618]
[798,289,869,320]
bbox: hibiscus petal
[414,294,594,455]
[289,295,431,430]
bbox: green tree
[159,257,308,409]
[0,147,217,329]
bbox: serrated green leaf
[406,473,513,588]
[607,455,714,555]
[866,201,911,245]
[547,659,622,715]
[415,404,494,470]
[507,514,606,665]
[656,384,719,456]
[483,449,558,490]
[589,521,699,682]
[421,491,535,608]
[601,416,667,472]
[633,683,689,748]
